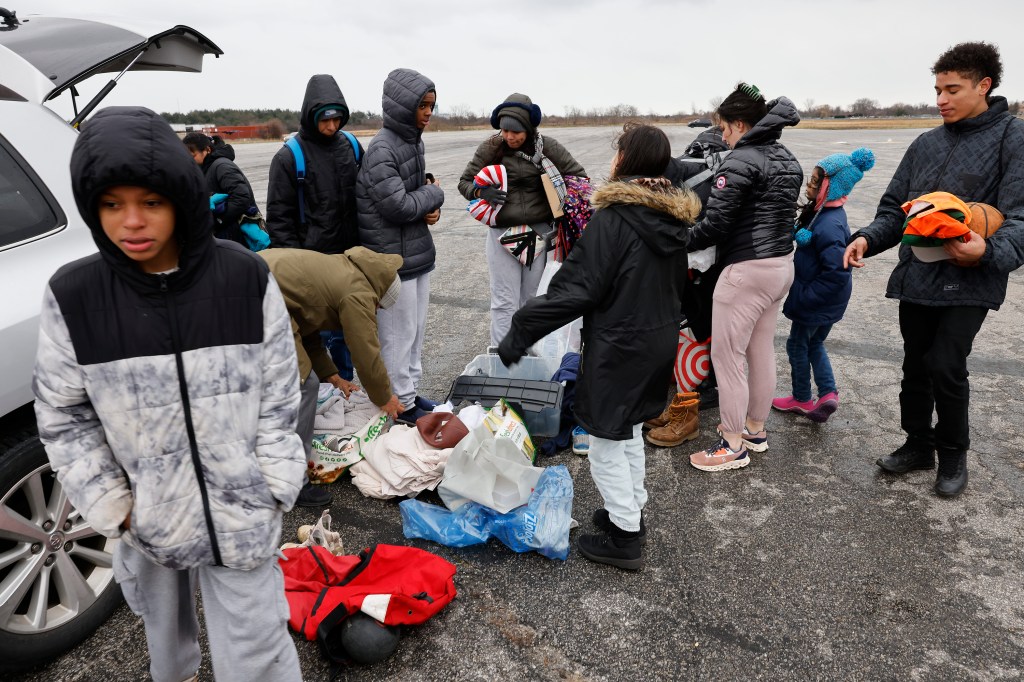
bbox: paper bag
[541,174,564,219]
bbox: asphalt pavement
[14,125,1024,681]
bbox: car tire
[0,432,123,673]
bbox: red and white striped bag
[467,164,507,226]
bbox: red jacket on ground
[280,544,457,640]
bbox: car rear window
[0,138,64,248]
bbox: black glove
[477,185,507,205]
[497,340,522,368]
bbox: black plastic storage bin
[447,376,563,437]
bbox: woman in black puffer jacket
[686,84,802,473]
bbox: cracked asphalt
[13,125,1023,681]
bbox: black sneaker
[396,405,429,425]
[592,508,647,545]
[935,450,968,498]
[876,439,935,474]
[295,481,332,508]
[414,395,439,412]
[578,528,643,571]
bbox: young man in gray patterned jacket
[845,42,1024,498]
[33,107,306,682]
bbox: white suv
[0,10,221,670]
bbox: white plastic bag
[688,245,717,273]
[530,259,582,358]
[437,421,542,514]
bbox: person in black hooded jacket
[268,74,366,399]
[685,84,802,474]
[499,123,699,571]
[183,132,257,247]
[267,74,364,253]
[33,107,304,682]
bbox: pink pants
[711,254,794,434]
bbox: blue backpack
[284,130,361,227]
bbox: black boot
[697,367,719,411]
[876,438,935,474]
[295,481,332,507]
[592,508,647,546]
[578,523,642,570]
[935,450,968,498]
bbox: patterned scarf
[516,134,567,208]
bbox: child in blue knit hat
[773,147,874,422]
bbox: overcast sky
[23,0,1024,119]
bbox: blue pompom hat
[817,147,875,201]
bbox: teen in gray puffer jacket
[356,68,445,424]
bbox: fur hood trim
[591,180,701,224]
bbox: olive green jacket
[458,134,586,227]
[259,247,402,406]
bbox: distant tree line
[160,98,1024,134]
[159,108,383,132]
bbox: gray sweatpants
[487,224,548,346]
[297,370,319,456]
[377,272,431,408]
[112,542,302,682]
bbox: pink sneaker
[808,392,839,423]
[689,438,750,472]
[771,396,815,415]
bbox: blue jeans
[320,330,354,381]
[786,321,835,402]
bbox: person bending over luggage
[34,106,305,682]
[259,246,405,508]
[644,127,732,448]
[183,131,258,247]
[458,93,587,347]
[499,122,698,571]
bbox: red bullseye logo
[675,329,710,392]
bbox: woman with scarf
[499,122,698,570]
[458,94,586,347]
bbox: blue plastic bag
[399,466,574,561]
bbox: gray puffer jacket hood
[356,68,445,278]
[383,68,434,144]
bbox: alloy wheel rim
[0,463,117,634]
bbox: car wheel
[0,434,122,672]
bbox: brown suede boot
[646,396,700,447]
[643,392,697,430]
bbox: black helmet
[319,611,400,665]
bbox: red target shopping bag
[674,328,710,392]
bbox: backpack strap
[340,130,361,165]
[285,136,307,227]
